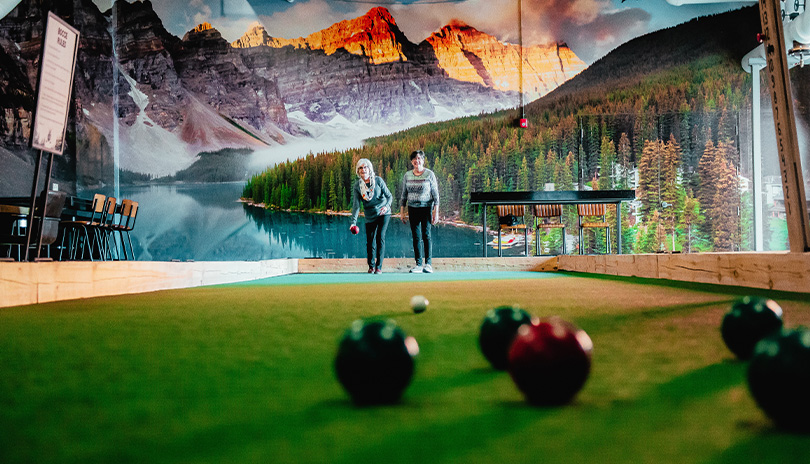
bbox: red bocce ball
[507,317,593,406]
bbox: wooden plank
[610,254,660,279]
[1,260,298,308]
[558,252,810,293]
[297,257,558,273]
[657,252,809,292]
[759,0,810,252]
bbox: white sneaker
[409,264,423,273]
[422,264,433,273]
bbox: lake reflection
[98,183,520,261]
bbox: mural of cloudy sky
[91,0,753,64]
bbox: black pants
[408,206,432,265]
[365,214,390,269]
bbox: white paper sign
[31,12,79,155]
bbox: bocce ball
[507,317,593,406]
[350,225,360,235]
[747,326,810,431]
[334,319,419,405]
[410,295,429,314]
[721,296,783,360]
[478,305,533,370]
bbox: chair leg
[59,227,71,261]
[125,231,134,260]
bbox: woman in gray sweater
[351,158,393,274]
[400,150,440,273]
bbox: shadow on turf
[711,427,810,463]
[377,311,421,318]
[575,299,734,332]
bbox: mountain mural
[0,0,585,193]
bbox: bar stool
[496,205,529,257]
[533,204,566,255]
[577,203,611,254]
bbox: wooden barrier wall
[1,252,807,309]
[558,252,810,293]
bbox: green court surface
[232,270,561,286]
[1,271,809,463]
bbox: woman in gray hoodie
[350,158,393,274]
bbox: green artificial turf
[1,273,809,463]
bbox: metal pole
[482,204,488,257]
[23,151,44,262]
[34,152,55,259]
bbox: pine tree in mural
[636,210,664,253]
[518,156,530,191]
[297,172,308,210]
[327,171,338,211]
[678,192,704,253]
[546,150,557,187]
[660,135,682,250]
[711,141,741,251]
[533,152,547,190]
[598,136,616,191]
[556,152,575,190]
[637,138,664,219]
[697,135,718,238]
[617,132,632,189]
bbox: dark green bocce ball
[747,327,810,431]
[479,306,533,370]
[335,319,419,406]
[721,296,783,359]
[507,317,593,406]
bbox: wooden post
[759,0,810,252]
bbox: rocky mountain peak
[244,7,412,64]
[232,22,272,48]
[429,21,497,48]
[182,22,223,42]
[424,20,584,98]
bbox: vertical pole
[759,0,810,252]
[112,2,120,201]
[518,0,523,117]
[23,151,44,262]
[35,152,55,259]
[749,59,765,251]
[616,202,623,254]
[482,204,488,258]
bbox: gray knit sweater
[399,169,440,208]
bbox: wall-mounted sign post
[25,11,79,260]
[758,0,810,252]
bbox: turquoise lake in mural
[92,183,522,262]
